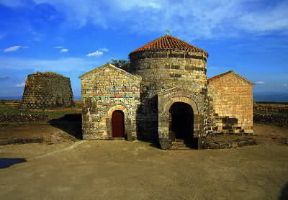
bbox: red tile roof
[130,35,208,55]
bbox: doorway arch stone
[158,96,201,149]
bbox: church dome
[129,35,208,56]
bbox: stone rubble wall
[21,72,74,109]
[208,73,253,134]
[0,113,48,122]
[254,103,288,113]
[81,65,141,140]
[254,103,288,127]
[253,113,288,127]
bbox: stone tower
[129,35,209,149]
[21,72,74,109]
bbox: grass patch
[0,100,81,122]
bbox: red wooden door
[112,110,125,137]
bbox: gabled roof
[208,70,253,85]
[79,63,141,81]
[129,35,208,56]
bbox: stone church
[80,35,253,149]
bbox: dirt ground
[0,123,287,200]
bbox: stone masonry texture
[208,71,254,134]
[21,72,73,109]
[80,64,141,140]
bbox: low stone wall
[254,103,288,113]
[254,113,288,127]
[254,103,288,127]
[0,113,48,122]
[202,135,256,149]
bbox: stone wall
[208,71,253,134]
[0,113,48,122]
[254,103,288,127]
[129,50,209,145]
[254,103,288,114]
[21,72,73,109]
[80,64,141,140]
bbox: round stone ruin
[21,72,74,109]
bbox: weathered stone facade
[80,64,141,140]
[21,72,73,109]
[81,35,254,149]
[208,71,254,134]
[128,39,208,148]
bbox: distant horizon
[1,92,288,103]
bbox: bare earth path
[0,124,287,200]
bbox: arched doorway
[112,110,125,138]
[169,102,195,147]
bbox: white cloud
[86,48,109,57]
[87,50,104,57]
[3,45,27,53]
[0,0,26,7]
[238,1,288,33]
[60,48,69,53]
[99,48,109,52]
[16,82,25,87]
[255,81,265,85]
[2,0,288,39]
[54,46,69,53]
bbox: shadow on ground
[49,114,82,139]
[0,158,27,169]
[279,182,288,200]
[141,139,160,149]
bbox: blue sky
[0,0,288,100]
